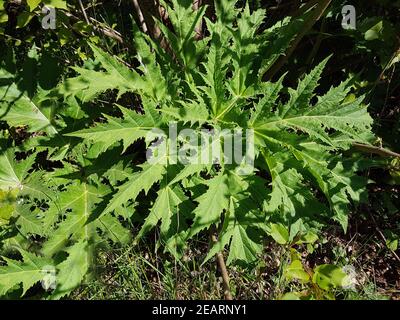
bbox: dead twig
[368,212,400,263]
[352,143,400,158]
[210,233,233,300]
[88,16,125,44]
[64,12,124,44]
[292,0,320,18]
[193,0,204,39]
[263,0,332,81]
[78,0,90,24]
[305,17,326,67]
[132,0,149,34]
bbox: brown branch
[64,12,124,44]
[132,0,149,34]
[88,16,125,44]
[210,233,233,300]
[263,0,332,81]
[352,143,400,158]
[193,0,203,39]
[96,27,124,44]
[292,0,320,18]
[78,0,90,24]
[305,17,326,67]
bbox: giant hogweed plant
[0,0,376,298]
